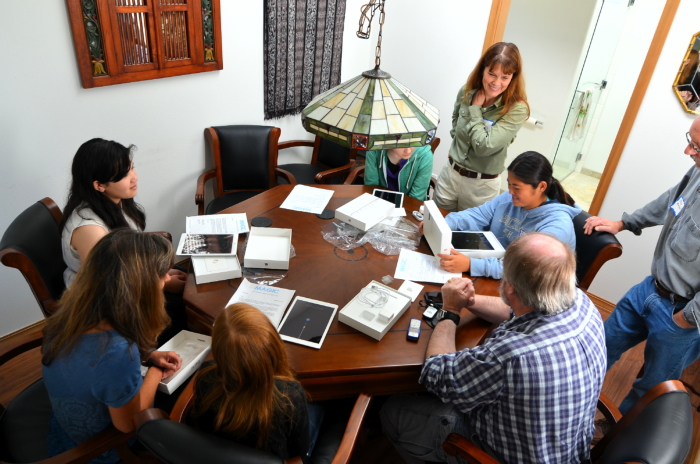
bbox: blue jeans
[606,275,700,413]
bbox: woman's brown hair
[190,303,299,447]
[42,229,173,365]
[465,42,529,116]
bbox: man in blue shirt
[380,233,606,464]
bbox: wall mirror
[673,31,700,113]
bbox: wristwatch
[434,308,460,326]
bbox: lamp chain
[357,0,386,68]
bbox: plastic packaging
[320,217,421,256]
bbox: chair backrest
[598,386,692,464]
[208,125,281,196]
[137,418,284,464]
[315,136,354,169]
[0,198,66,317]
[572,211,622,291]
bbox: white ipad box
[338,281,412,341]
[243,227,292,270]
[335,193,395,232]
[192,255,241,284]
[141,330,212,394]
[451,231,506,258]
[422,200,453,263]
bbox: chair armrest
[442,433,499,464]
[278,140,315,150]
[315,162,356,184]
[196,169,217,216]
[597,391,623,424]
[134,408,170,430]
[275,167,298,185]
[343,166,365,185]
[0,426,135,464]
[329,393,372,464]
[0,330,43,368]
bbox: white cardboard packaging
[192,255,241,284]
[335,193,395,231]
[338,281,412,340]
[423,200,453,263]
[244,227,292,270]
[142,330,212,394]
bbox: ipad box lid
[192,255,241,284]
[244,227,292,270]
[140,330,212,394]
[423,200,452,263]
[338,281,412,341]
[335,193,395,232]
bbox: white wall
[0,0,489,336]
[502,0,600,172]
[588,0,700,303]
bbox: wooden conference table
[183,184,495,400]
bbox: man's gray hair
[501,232,577,315]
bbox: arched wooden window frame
[482,0,682,216]
[66,0,223,88]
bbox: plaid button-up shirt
[420,289,606,464]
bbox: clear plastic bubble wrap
[239,235,296,286]
[321,217,421,256]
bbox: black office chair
[196,125,295,215]
[0,332,148,464]
[573,211,623,291]
[0,198,66,317]
[134,384,372,464]
[277,136,357,185]
[442,380,692,464]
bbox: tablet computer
[451,231,505,258]
[373,189,404,208]
[278,297,338,350]
[176,233,237,256]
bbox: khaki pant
[433,162,501,212]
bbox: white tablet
[451,231,505,258]
[176,233,237,256]
[278,297,338,350]
[373,189,404,208]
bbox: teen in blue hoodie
[439,151,581,279]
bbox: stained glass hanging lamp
[301,0,439,150]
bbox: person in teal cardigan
[363,145,434,200]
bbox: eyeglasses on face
[686,132,700,155]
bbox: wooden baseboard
[586,291,616,318]
[0,319,45,345]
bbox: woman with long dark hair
[434,42,530,211]
[42,230,182,463]
[435,151,581,278]
[61,138,187,339]
[188,303,319,462]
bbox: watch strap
[437,309,460,326]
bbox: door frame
[482,0,681,215]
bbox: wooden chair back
[0,198,66,317]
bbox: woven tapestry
[264,0,346,120]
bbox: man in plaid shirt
[381,233,606,463]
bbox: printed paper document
[226,278,295,327]
[394,249,460,284]
[186,214,249,234]
[280,185,334,214]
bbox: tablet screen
[451,232,495,251]
[373,189,403,208]
[177,234,235,255]
[278,298,336,348]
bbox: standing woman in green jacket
[363,145,433,200]
[434,42,529,212]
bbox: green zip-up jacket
[448,85,528,175]
[364,145,434,200]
